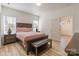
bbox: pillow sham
[16,27,32,32]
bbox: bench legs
[35,47,38,56]
[26,43,30,55]
[49,39,52,48]
[27,48,29,55]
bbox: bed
[16,23,48,54]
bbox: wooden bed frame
[16,23,32,28]
[16,23,48,55]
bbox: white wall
[2,6,36,24]
[39,6,79,41]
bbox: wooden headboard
[16,23,32,28]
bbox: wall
[2,6,36,24]
[39,6,79,41]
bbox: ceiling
[2,3,79,16]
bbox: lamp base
[8,28,11,35]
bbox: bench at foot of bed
[30,39,52,56]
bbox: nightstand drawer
[5,35,15,39]
[4,34,16,45]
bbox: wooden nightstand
[4,34,16,45]
[36,29,40,32]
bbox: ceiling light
[8,3,10,5]
[36,3,42,6]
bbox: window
[32,16,39,32]
[33,20,39,32]
[3,16,16,35]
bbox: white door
[59,16,73,49]
[60,16,73,36]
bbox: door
[59,16,73,49]
[60,16,73,36]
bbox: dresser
[65,33,79,55]
[4,34,16,45]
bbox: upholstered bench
[31,39,52,55]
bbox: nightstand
[36,31,40,32]
[4,34,16,45]
[36,29,40,32]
